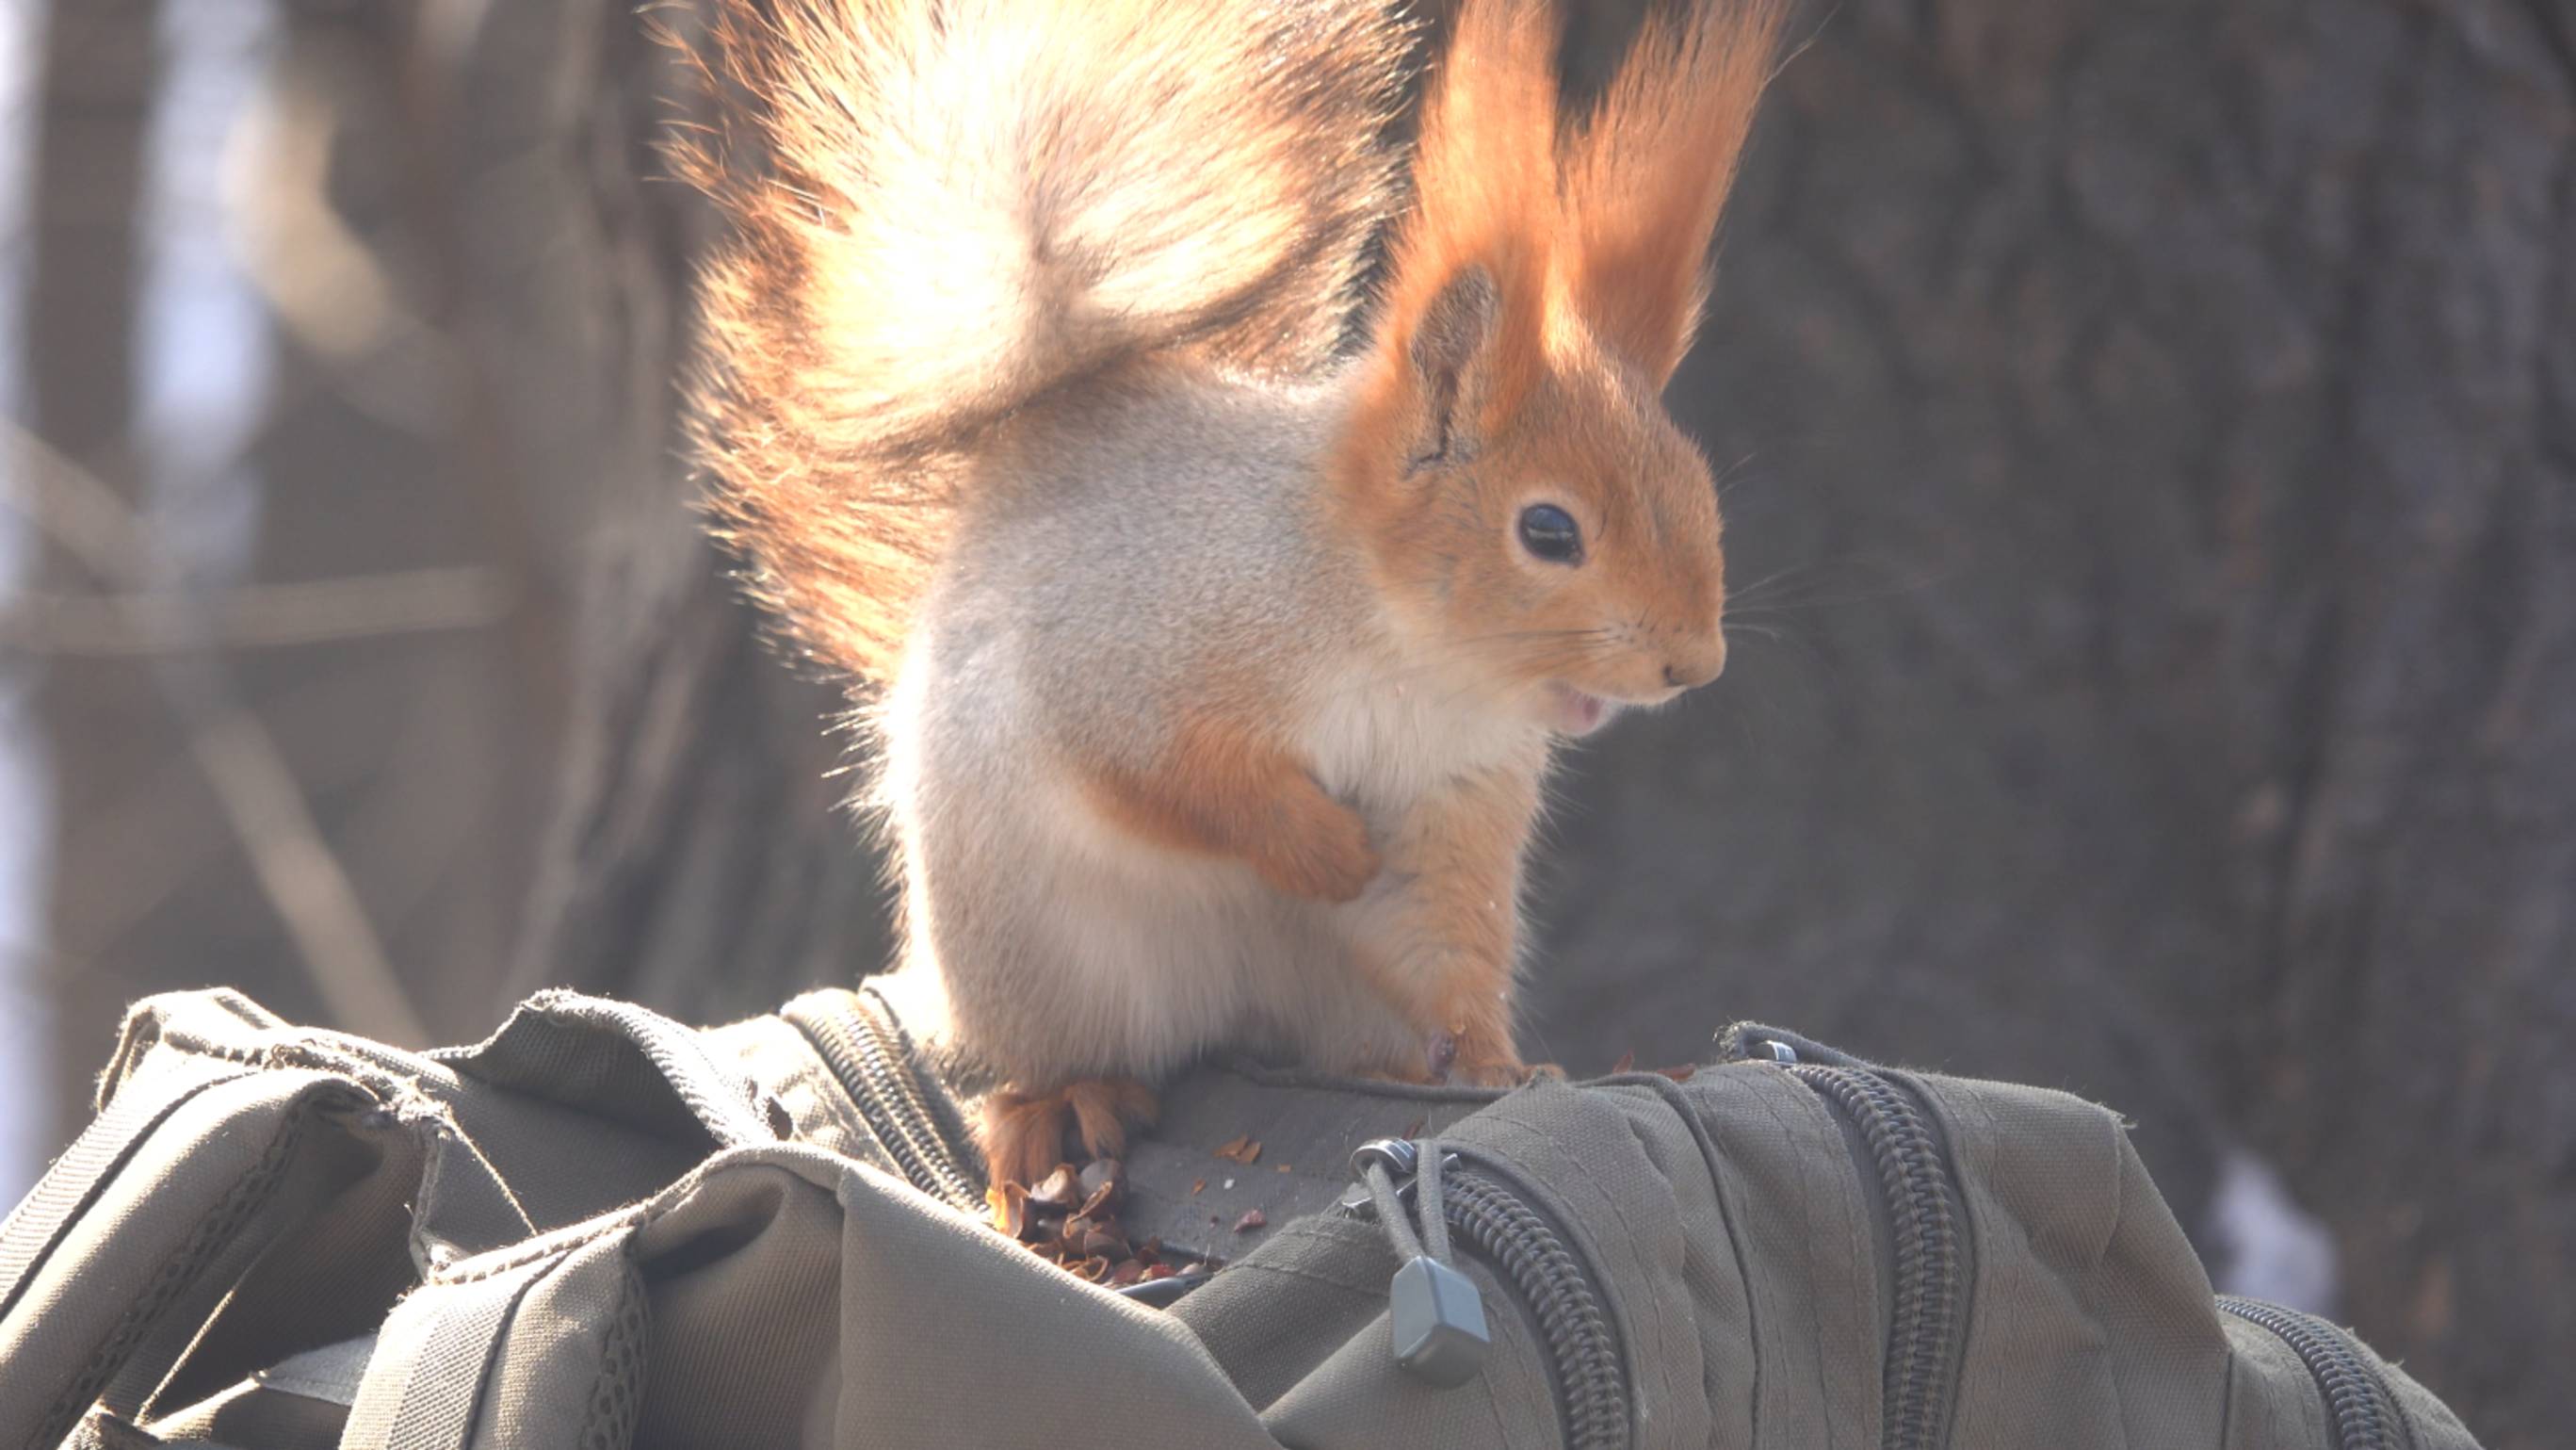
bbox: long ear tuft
[1352,0,1790,481]
[1563,0,1791,383]
[1358,0,1560,453]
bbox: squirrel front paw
[1253,793,1381,904]
[978,1078,1160,1187]
[1448,1054,1533,1089]
[1419,1027,1531,1088]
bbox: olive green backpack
[0,984,2482,1449]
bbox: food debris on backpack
[987,1156,1200,1290]
[1077,1159,1125,1214]
[1027,1165,1083,1209]
[1212,1134,1262,1165]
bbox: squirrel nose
[1661,636,1728,692]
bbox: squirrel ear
[1560,0,1789,384]
[1403,267,1501,471]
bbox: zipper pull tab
[1390,1254,1490,1387]
[1352,1138,1491,1388]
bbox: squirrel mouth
[1544,684,1620,738]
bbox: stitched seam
[0,1070,255,1323]
[30,1099,321,1450]
[152,1036,267,1068]
[1211,1258,1392,1298]
[428,1211,644,1286]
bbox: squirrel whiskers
[682,0,1789,1184]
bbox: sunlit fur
[1336,0,1792,708]
[682,0,1788,1181]
[677,0,1411,679]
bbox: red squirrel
[681,0,1788,1184]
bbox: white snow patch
[2210,1148,2340,1313]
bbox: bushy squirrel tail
[676,0,1414,680]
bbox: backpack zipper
[1783,1064,1967,1450]
[1343,1146,1628,1450]
[2217,1296,2410,1450]
[785,992,985,1214]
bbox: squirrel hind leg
[977,1089,1072,1187]
[1065,1078,1158,1161]
[977,1079,1159,1186]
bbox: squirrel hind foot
[1064,1078,1159,1159]
[977,1078,1160,1187]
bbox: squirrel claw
[977,1078,1158,1187]
[1451,1060,1531,1089]
[1425,1030,1460,1083]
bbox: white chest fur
[1301,655,1546,812]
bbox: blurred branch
[0,420,430,1045]
[1,565,511,655]
[225,58,406,365]
[222,54,456,441]
[391,0,572,747]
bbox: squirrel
[679,0,1788,1185]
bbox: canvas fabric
[0,986,2483,1450]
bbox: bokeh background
[3,0,2568,1442]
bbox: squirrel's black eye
[1516,503,1584,565]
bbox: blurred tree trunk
[477,0,895,1021]
[1624,6,2572,1441]
[26,0,187,1149]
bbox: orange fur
[1336,339,1737,708]
[1083,710,1381,904]
[1347,0,1788,442]
[681,0,1793,1189]
[1332,0,1783,709]
[1374,0,1563,432]
[1563,0,1791,382]
[978,1079,1160,1187]
[674,0,1411,679]
[1354,758,1544,1085]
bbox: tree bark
[1590,2,2571,1441]
[27,0,185,1149]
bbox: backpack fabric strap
[0,1068,376,1448]
[0,1055,259,1325]
[340,1226,642,1450]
